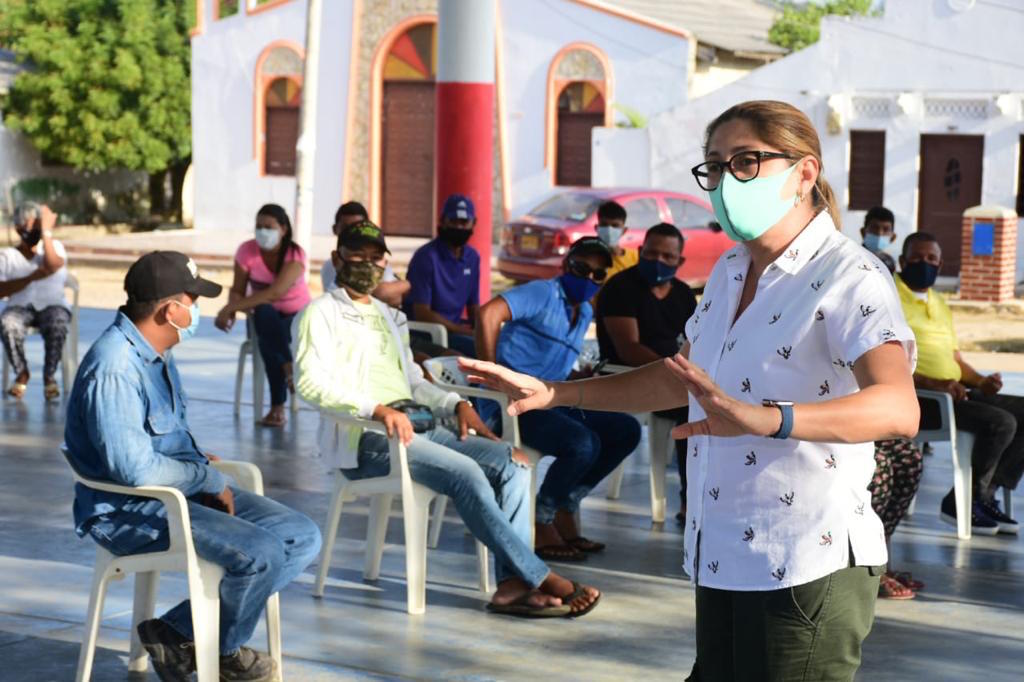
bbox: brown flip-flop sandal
[7,382,27,399]
[565,536,605,553]
[561,581,602,618]
[535,544,587,562]
[259,412,286,428]
[486,591,572,618]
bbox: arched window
[254,43,304,176]
[546,45,613,187]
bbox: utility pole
[293,0,323,251]
[435,0,496,301]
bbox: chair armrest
[327,412,407,479]
[68,470,194,554]
[408,321,449,348]
[914,388,953,443]
[211,460,264,495]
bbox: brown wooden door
[381,81,435,237]
[917,134,983,276]
[265,107,299,176]
[556,111,603,186]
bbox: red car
[498,188,731,286]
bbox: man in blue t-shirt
[476,237,641,561]
[405,194,480,357]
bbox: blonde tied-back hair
[703,100,841,230]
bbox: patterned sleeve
[822,264,916,370]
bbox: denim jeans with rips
[344,426,548,587]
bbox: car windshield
[528,193,602,222]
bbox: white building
[595,0,1024,279]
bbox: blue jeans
[343,427,548,587]
[252,304,295,407]
[518,407,642,524]
[88,488,322,655]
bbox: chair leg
[428,496,448,549]
[61,347,71,395]
[234,345,247,417]
[476,541,491,593]
[364,494,394,581]
[648,418,672,524]
[313,482,347,598]
[401,491,433,615]
[605,462,625,500]
[2,354,8,393]
[190,561,224,682]
[252,350,265,421]
[128,570,160,672]
[75,563,115,682]
[265,593,282,679]
[1004,487,1013,519]
[529,467,538,545]
[905,493,917,517]
[952,432,974,540]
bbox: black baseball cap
[338,219,390,254]
[568,236,613,267]
[124,251,222,302]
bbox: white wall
[500,0,688,216]
[595,0,1024,264]
[191,0,353,237]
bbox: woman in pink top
[215,204,311,426]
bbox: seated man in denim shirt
[294,221,600,618]
[64,251,321,682]
[476,238,642,562]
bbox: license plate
[519,234,540,251]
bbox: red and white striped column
[435,0,496,302]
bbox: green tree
[769,0,877,52]
[0,0,193,219]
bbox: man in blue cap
[405,193,481,357]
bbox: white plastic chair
[408,320,449,349]
[421,356,551,544]
[2,272,79,395]
[311,412,490,614]
[233,313,298,421]
[68,458,282,682]
[599,364,674,523]
[913,389,1012,539]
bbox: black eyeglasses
[567,258,608,283]
[691,151,794,191]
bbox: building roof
[609,0,787,57]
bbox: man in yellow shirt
[898,232,1022,535]
[594,201,638,282]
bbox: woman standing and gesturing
[461,101,919,681]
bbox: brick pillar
[960,205,1018,302]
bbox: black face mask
[899,260,939,290]
[17,228,41,248]
[439,227,472,248]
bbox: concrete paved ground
[2,307,1023,681]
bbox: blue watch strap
[768,402,794,440]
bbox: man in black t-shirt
[596,222,697,524]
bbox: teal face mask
[709,163,799,242]
[168,300,200,343]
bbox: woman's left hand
[664,354,781,440]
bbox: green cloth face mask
[710,163,799,242]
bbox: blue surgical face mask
[597,225,625,248]
[862,232,892,254]
[254,227,282,251]
[559,273,601,305]
[168,300,200,343]
[636,256,677,287]
[709,163,799,242]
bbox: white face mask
[255,227,282,250]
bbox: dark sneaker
[220,646,276,682]
[979,498,1019,535]
[939,496,999,536]
[136,618,195,682]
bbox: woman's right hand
[458,358,557,416]
[214,308,235,332]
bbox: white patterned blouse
[683,211,916,591]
